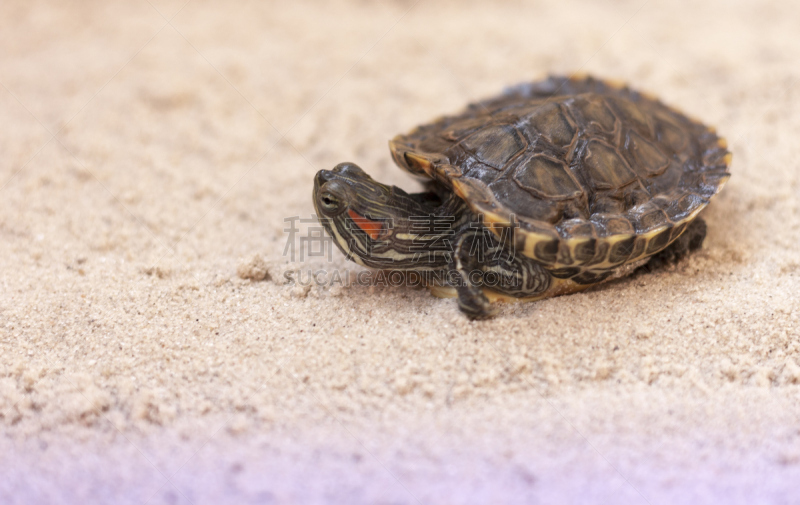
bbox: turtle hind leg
[644,217,707,272]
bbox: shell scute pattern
[460,125,527,169]
[568,95,617,133]
[582,139,638,189]
[512,155,582,200]
[626,130,670,176]
[389,76,730,271]
[524,102,576,147]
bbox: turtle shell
[389,75,730,270]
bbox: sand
[1,0,799,503]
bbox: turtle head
[312,162,443,269]
[313,163,383,218]
[315,162,401,226]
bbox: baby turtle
[313,76,730,318]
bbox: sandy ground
[1,0,799,503]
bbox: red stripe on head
[348,209,383,239]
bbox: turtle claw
[457,290,498,320]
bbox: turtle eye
[318,191,344,215]
[316,179,350,216]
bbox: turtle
[312,75,730,318]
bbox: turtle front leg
[449,230,498,319]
